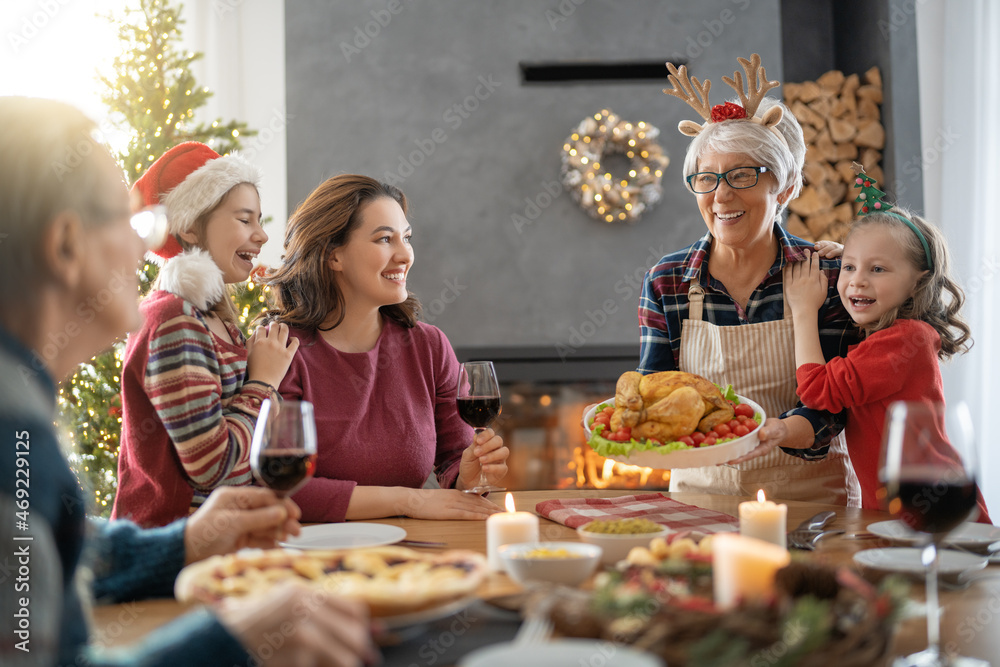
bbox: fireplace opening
[495,382,670,491]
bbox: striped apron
[669,279,861,506]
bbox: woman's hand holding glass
[457,427,509,495]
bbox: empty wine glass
[251,399,318,498]
[879,400,986,667]
[457,361,505,495]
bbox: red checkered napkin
[535,493,738,533]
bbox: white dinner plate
[582,394,766,469]
[280,523,406,550]
[459,639,663,667]
[853,547,987,577]
[867,520,1000,548]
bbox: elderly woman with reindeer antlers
[637,54,862,506]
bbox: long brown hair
[846,208,971,360]
[261,174,420,330]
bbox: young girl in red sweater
[785,207,990,522]
[112,142,299,527]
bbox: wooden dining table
[92,489,1000,665]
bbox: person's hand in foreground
[218,581,380,667]
[185,486,302,565]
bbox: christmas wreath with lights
[560,109,669,224]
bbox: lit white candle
[712,532,791,609]
[739,489,788,548]
[486,493,539,571]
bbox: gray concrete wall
[284,0,783,357]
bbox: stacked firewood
[783,67,885,243]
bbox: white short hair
[681,97,805,220]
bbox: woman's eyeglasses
[686,166,769,194]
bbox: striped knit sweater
[112,290,270,527]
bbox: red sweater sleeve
[796,320,941,413]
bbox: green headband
[852,163,934,270]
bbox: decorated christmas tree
[59,0,269,515]
[852,161,893,215]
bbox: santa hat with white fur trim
[132,142,262,309]
[132,142,262,262]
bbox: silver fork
[787,511,838,550]
[513,590,555,645]
[792,528,845,550]
[513,614,553,645]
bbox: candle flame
[504,493,516,513]
[757,489,766,502]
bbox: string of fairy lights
[560,109,669,224]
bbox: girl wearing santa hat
[112,142,298,527]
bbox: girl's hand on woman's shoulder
[783,252,829,315]
[246,322,300,388]
[813,240,844,259]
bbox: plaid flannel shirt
[637,225,859,459]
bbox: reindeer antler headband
[663,53,787,147]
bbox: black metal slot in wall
[519,60,681,85]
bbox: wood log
[812,129,838,162]
[836,160,860,185]
[859,148,883,172]
[828,116,858,143]
[817,70,845,93]
[806,209,836,238]
[856,84,883,104]
[819,161,841,186]
[802,160,826,187]
[822,178,848,205]
[785,213,811,240]
[797,80,823,103]
[822,221,852,243]
[787,185,833,217]
[841,73,860,99]
[864,66,882,88]
[783,82,803,102]
[833,141,859,160]
[808,95,832,120]
[783,66,886,242]
[829,96,853,119]
[791,100,827,129]
[854,121,886,149]
[867,164,885,187]
[801,123,819,144]
[833,202,855,224]
[857,97,881,122]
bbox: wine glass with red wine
[457,361,505,495]
[879,401,986,667]
[251,399,318,498]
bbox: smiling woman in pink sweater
[261,175,508,522]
